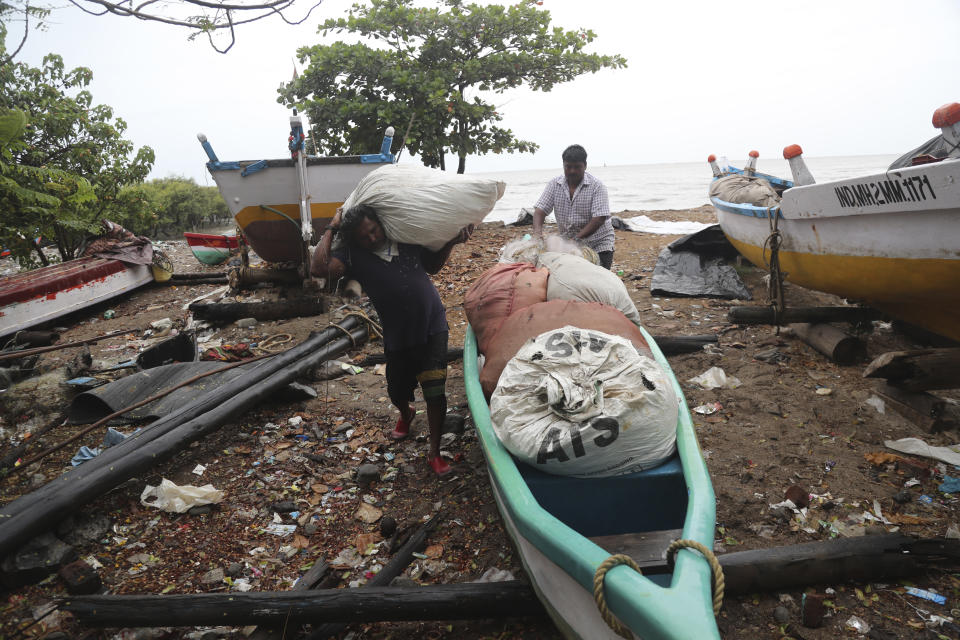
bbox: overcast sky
[15,0,960,185]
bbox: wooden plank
[587,529,683,573]
[864,348,960,391]
[248,560,330,640]
[875,382,948,432]
[60,582,543,627]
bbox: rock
[380,516,398,539]
[390,576,419,588]
[201,568,225,584]
[57,513,112,546]
[801,593,825,628]
[188,505,213,516]
[58,559,101,595]
[226,562,243,578]
[893,490,912,504]
[1,532,77,588]
[235,317,257,328]
[442,413,466,434]
[784,485,810,508]
[272,501,297,513]
[303,522,319,536]
[773,605,790,624]
[356,464,381,485]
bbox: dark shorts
[598,250,614,270]
[385,331,448,406]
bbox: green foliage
[0,29,155,265]
[132,177,229,237]
[280,0,626,172]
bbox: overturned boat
[708,102,960,341]
[199,113,394,271]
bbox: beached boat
[463,327,720,640]
[198,113,394,267]
[183,232,239,266]
[0,257,154,339]
[708,103,960,342]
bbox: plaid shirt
[534,172,614,252]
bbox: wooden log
[875,382,948,432]
[728,306,881,326]
[650,335,718,356]
[249,559,331,640]
[863,348,960,391]
[228,266,302,289]
[189,298,328,323]
[788,323,867,365]
[6,330,60,348]
[0,319,368,558]
[306,513,442,639]
[719,534,960,594]
[60,582,543,627]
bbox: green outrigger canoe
[463,325,721,639]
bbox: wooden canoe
[183,232,239,266]
[463,326,720,640]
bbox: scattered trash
[474,567,515,583]
[905,587,947,605]
[355,503,382,523]
[688,367,741,390]
[865,395,886,414]
[192,464,206,476]
[940,475,960,494]
[103,310,116,320]
[845,615,871,634]
[815,387,833,396]
[884,438,960,467]
[693,402,723,415]
[140,479,224,513]
[264,523,297,536]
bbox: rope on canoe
[761,206,786,331]
[592,540,726,637]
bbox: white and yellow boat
[199,113,394,266]
[708,102,960,342]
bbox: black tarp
[888,135,951,170]
[650,225,752,300]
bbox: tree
[280,0,626,173]
[0,28,155,265]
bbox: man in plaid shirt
[532,144,615,269]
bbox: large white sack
[490,326,678,477]
[537,252,642,325]
[341,164,506,251]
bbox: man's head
[562,144,587,188]
[340,204,386,251]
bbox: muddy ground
[1,207,959,640]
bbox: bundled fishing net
[499,233,599,265]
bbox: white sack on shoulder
[341,164,505,251]
[490,326,678,477]
[537,252,641,325]
[141,478,224,513]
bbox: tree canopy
[280,0,627,172]
[0,26,155,266]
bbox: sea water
[475,154,898,224]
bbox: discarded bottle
[103,309,115,319]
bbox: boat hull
[207,158,390,264]
[463,327,719,640]
[183,232,239,266]
[712,159,960,341]
[0,257,153,338]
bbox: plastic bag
[490,327,678,477]
[340,164,505,251]
[538,252,641,325]
[140,478,224,513]
[688,366,741,390]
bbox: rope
[343,310,383,341]
[592,554,642,639]
[666,539,725,616]
[253,333,292,355]
[760,206,786,331]
[592,540,726,638]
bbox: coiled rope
[593,539,725,638]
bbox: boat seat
[514,454,688,538]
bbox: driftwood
[249,559,331,640]
[875,382,950,432]
[306,513,442,639]
[728,306,881,326]
[0,318,368,558]
[0,329,132,363]
[190,299,328,323]
[864,348,960,391]
[59,582,542,627]
[788,323,867,365]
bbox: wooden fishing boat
[708,103,960,341]
[183,232,239,266]
[198,113,394,267]
[463,326,720,640]
[0,257,153,339]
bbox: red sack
[464,262,549,355]
[479,300,652,398]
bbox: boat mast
[289,110,313,276]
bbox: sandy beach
[2,206,958,639]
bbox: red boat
[183,232,240,265]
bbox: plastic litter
[688,366,741,390]
[140,479,224,513]
[906,587,947,605]
[473,567,515,583]
[884,437,960,467]
[693,402,722,415]
[845,615,871,634]
[939,475,960,494]
[264,523,297,536]
[865,395,886,414]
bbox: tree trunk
[457,154,466,174]
[31,238,49,266]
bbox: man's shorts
[385,331,448,405]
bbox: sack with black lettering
[489,326,678,477]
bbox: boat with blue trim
[463,326,721,640]
[708,102,960,342]
[198,112,394,270]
